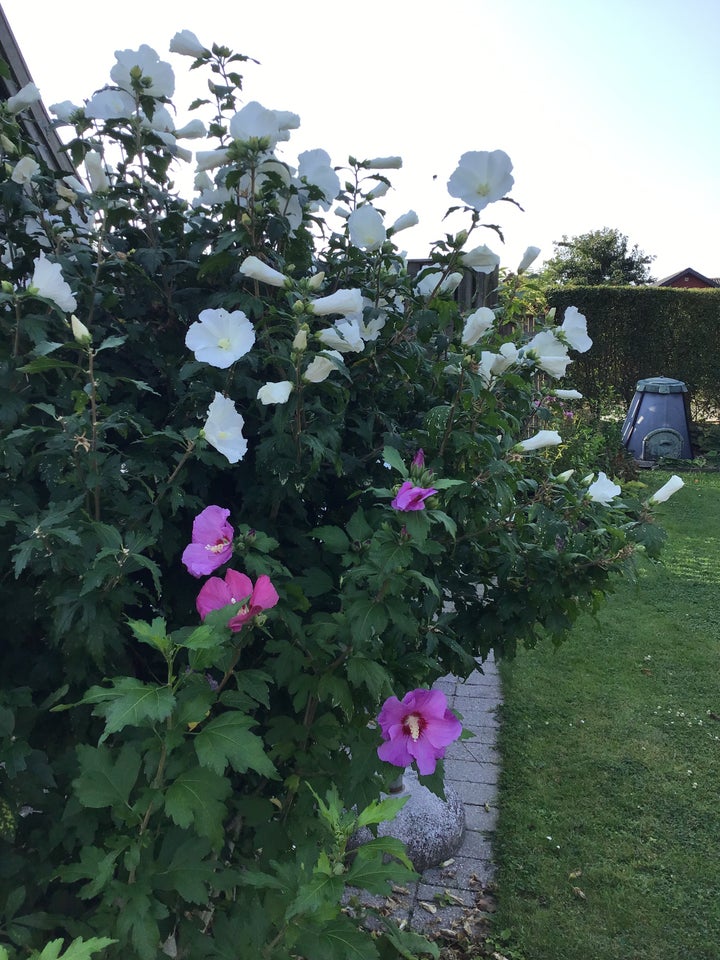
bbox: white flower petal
[186,308,255,368]
[257,380,294,405]
[203,393,248,464]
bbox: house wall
[662,273,715,289]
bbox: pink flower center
[402,712,425,741]
[206,537,230,554]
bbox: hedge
[546,286,720,418]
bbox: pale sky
[3,0,719,281]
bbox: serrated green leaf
[73,744,141,810]
[345,849,415,894]
[349,835,415,872]
[382,924,439,958]
[285,871,345,922]
[127,617,170,654]
[346,598,388,640]
[194,711,276,778]
[355,794,409,829]
[154,835,216,903]
[115,889,162,960]
[346,657,392,700]
[58,845,123,900]
[174,623,217,650]
[164,766,231,846]
[294,915,381,960]
[47,938,117,960]
[81,678,175,741]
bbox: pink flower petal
[407,737,443,776]
[378,736,413,768]
[182,542,227,578]
[193,505,232,543]
[251,574,280,613]
[423,713,463,748]
[196,576,233,619]
[224,569,254,602]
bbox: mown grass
[490,471,720,960]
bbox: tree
[543,227,655,286]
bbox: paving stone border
[403,656,502,936]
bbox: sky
[3,0,719,281]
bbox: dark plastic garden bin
[621,377,692,461]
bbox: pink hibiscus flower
[377,688,462,776]
[196,568,279,632]
[182,505,234,577]
[391,480,437,512]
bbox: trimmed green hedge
[547,286,720,417]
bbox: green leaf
[294,916,381,960]
[349,835,415,872]
[311,525,350,553]
[431,478,466,490]
[345,507,373,542]
[154,835,216,903]
[17,356,76,373]
[381,445,408,478]
[127,617,171,655]
[95,335,127,352]
[30,341,64,357]
[35,939,117,960]
[346,657,393,700]
[285,872,345,922]
[175,623,218,650]
[73,744,141,810]
[416,760,447,801]
[81,678,175,741]
[355,795,409,829]
[427,508,457,538]
[58,845,124,899]
[194,711,276,778]
[115,889,163,960]
[346,598,388,640]
[164,766,232,846]
[381,924,439,958]
[345,847,415,894]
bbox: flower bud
[292,300,306,316]
[555,469,575,483]
[1,280,13,293]
[292,327,308,351]
[307,271,325,291]
[70,314,92,345]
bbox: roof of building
[0,4,74,173]
[653,267,720,288]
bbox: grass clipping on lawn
[492,471,720,960]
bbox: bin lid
[634,377,687,394]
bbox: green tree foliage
[542,227,655,286]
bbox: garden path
[379,657,502,939]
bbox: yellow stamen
[405,713,422,741]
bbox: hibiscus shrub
[0,32,680,960]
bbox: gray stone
[373,769,466,873]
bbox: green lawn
[491,471,720,960]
